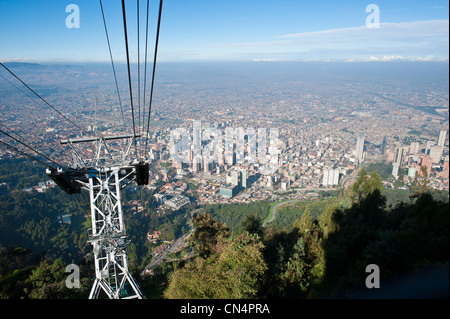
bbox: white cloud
[253,58,284,62]
[279,20,448,41]
[215,20,449,62]
[0,58,33,63]
[366,55,405,62]
[363,55,448,62]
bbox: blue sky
[0,0,448,62]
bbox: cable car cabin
[46,168,81,194]
[135,162,149,186]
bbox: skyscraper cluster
[355,132,365,164]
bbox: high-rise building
[440,159,449,179]
[267,175,272,187]
[356,132,365,164]
[392,162,399,179]
[409,142,420,154]
[240,169,247,188]
[322,169,340,186]
[192,156,201,173]
[257,128,267,163]
[220,185,238,198]
[193,120,201,151]
[381,136,387,155]
[425,141,435,154]
[332,169,339,185]
[407,167,416,179]
[231,171,239,186]
[387,151,395,162]
[438,130,447,147]
[421,155,433,177]
[395,146,404,165]
[429,146,443,164]
[280,179,290,190]
[322,169,329,186]
[203,159,210,173]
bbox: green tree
[164,233,267,299]
[412,166,431,195]
[352,169,384,203]
[243,213,264,238]
[24,258,68,299]
[318,204,340,239]
[307,231,326,288]
[278,238,311,297]
[189,212,229,258]
[294,206,314,235]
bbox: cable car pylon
[47,134,148,299]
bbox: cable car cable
[0,121,60,167]
[99,0,127,130]
[0,72,48,111]
[137,0,141,147]
[0,63,89,135]
[144,0,163,155]
[0,140,54,169]
[121,0,138,157]
[142,0,150,158]
[0,127,63,168]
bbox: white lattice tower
[86,167,144,299]
[48,135,147,299]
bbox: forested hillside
[0,159,448,299]
[164,170,449,299]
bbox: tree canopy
[164,233,267,299]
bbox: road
[140,209,207,277]
[262,169,362,227]
[140,228,192,277]
[262,185,342,227]
[262,200,299,227]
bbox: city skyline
[0,0,448,63]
